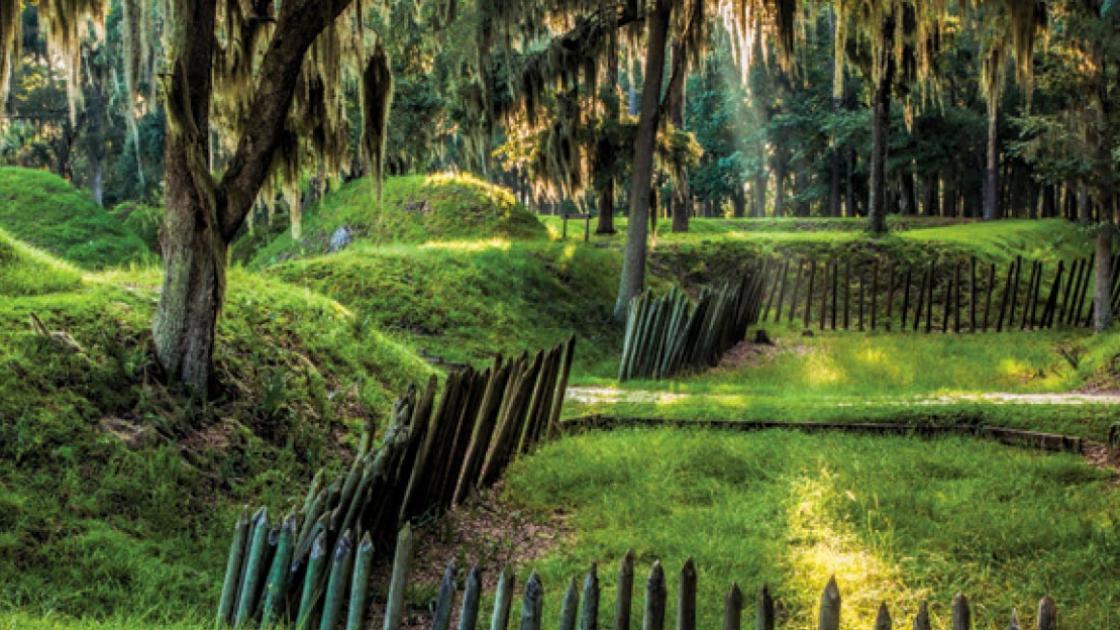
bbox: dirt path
[566,386,1120,407]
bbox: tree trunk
[867,29,894,234]
[1078,182,1091,223]
[845,148,856,216]
[596,31,620,235]
[829,94,843,217]
[900,170,916,216]
[753,170,767,217]
[732,190,746,218]
[773,158,786,217]
[668,36,689,233]
[1095,227,1113,332]
[614,0,672,321]
[153,0,221,395]
[983,104,1000,220]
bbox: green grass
[0,227,82,295]
[0,167,151,268]
[271,239,627,373]
[243,173,547,266]
[0,253,433,623]
[504,429,1120,629]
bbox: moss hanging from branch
[361,40,393,202]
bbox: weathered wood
[491,569,516,630]
[874,603,892,630]
[1059,258,1081,325]
[433,562,457,630]
[580,564,599,630]
[952,593,971,630]
[677,558,697,630]
[1075,254,1096,327]
[858,268,866,331]
[520,573,544,630]
[772,261,789,323]
[953,262,962,333]
[885,263,896,330]
[643,561,666,630]
[996,261,1014,332]
[615,551,635,630]
[804,260,817,329]
[844,260,852,329]
[788,261,804,322]
[969,257,977,331]
[345,532,375,630]
[756,585,774,630]
[820,261,830,331]
[319,529,353,630]
[901,267,912,330]
[559,577,580,630]
[924,260,935,333]
[870,259,880,331]
[217,507,250,627]
[1037,596,1056,630]
[913,602,931,630]
[1009,609,1021,630]
[818,577,840,630]
[983,263,995,332]
[1020,261,1039,330]
[723,583,743,630]
[1007,257,1023,331]
[1041,261,1065,328]
[383,524,414,630]
[831,259,840,330]
[941,266,952,334]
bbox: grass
[243,173,547,266]
[0,227,82,295]
[0,167,151,268]
[0,251,433,623]
[503,428,1120,629]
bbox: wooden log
[818,577,840,630]
[677,558,697,630]
[969,257,977,332]
[234,507,269,628]
[756,585,774,630]
[345,532,375,630]
[952,593,971,630]
[615,551,634,630]
[519,573,544,630]
[559,577,580,630]
[643,561,666,630]
[490,569,516,630]
[804,260,817,329]
[901,267,912,330]
[722,583,742,630]
[788,261,804,323]
[844,260,852,329]
[382,524,414,630]
[1037,596,1056,630]
[762,261,782,322]
[913,602,931,630]
[874,603,891,630]
[262,514,297,628]
[432,562,457,630]
[983,263,995,331]
[580,564,599,630]
[870,258,880,331]
[217,508,250,627]
[295,532,328,630]
[318,529,353,630]
[453,362,511,505]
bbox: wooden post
[804,260,817,330]
[1009,610,1021,630]
[952,593,971,630]
[756,585,774,630]
[1031,262,1045,328]
[788,261,804,323]
[1020,261,1039,330]
[996,261,1014,332]
[831,259,839,330]
[942,266,953,334]
[580,564,600,630]
[722,583,743,630]
[562,214,568,240]
[913,268,926,333]
[885,263,896,331]
[1037,596,1056,630]
[643,561,666,630]
[953,261,962,333]
[584,214,590,243]
[820,262,830,331]
[925,260,935,333]
[615,551,634,630]
[817,577,840,630]
[901,267,912,330]
[970,257,978,331]
[983,263,996,332]
[490,569,516,630]
[433,562,458,630]
[459,566,483,630]
[677,559,697,630]
[1007,256,1023,331]
[1075,254,1096,327]
[870,258,880,331]
[383,524,414,630]
[858,268,866,332]
[874,603,892,630]
[519,573,543,630]
[559,578,580,630]
[1041,261,1065,328]
[913,602,931,630]
[1059,258,1081,325]
[763,261,783,322]
[844,260,852,329]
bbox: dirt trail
[565,387,1120,407]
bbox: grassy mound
[273,240,624,373]
[0,260,432,622]
[0,167,150,268]
[506,429,1120,628]
[245,173,547,266]
[0,228,82,295]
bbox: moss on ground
[0,168,151,268]
[0,249,433,622]
[0,227,83,295]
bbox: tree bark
[983,103,1000,220]
[829,95,843,217]
[753,170,767,217]
[668,35,689,233]
[1095,227,1113,332]
[867,22,895,234]
[613,0,672,321]
[596,31,620,235]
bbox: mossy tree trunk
[613,0,672,322]
[154,0,356,395]
[867,13,895,234]
[983,101,1000,220]
[596,31,620,235]
[668,35,689,234]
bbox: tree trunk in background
[867,32,894,234]
[845,148,856,216]
[983,104,1000,220]
[614,0,672,322]
[1042,185,1057,218]
[774,164,786,217]
[829,94,843,217]
[754,170,767,217]
[1078,183,1091,223]
[668,36,689,233]
[154,0,221,395]
[1095,228,1113,332]
[596,31,620,235]
[732,190,746,217]
[900,171,916,216]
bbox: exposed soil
[714,337,787,370]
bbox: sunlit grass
[503,429,1120,629]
